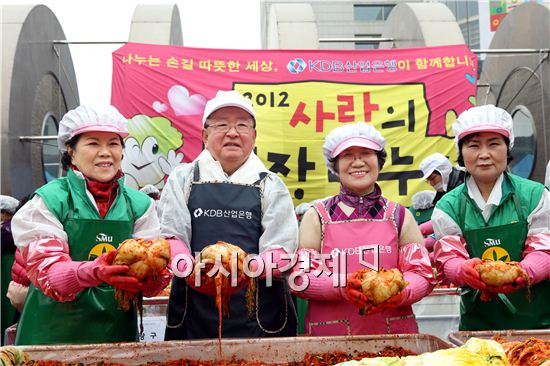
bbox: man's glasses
[205,120,255,134]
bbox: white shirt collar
[466,173,504,221]
[196,150,268,184]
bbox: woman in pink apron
[292,122,435,336]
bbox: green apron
[15,198,137,345]
[296,297,307,335]
[458,192,550,330]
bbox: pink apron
[304,200,418,335]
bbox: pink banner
[111,43,477,205]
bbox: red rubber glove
[364,290,407,315]
[486,274,527,295]
[93,251,141,292]
[343,276,368,309]
[141,268,172,297]
[459,258,487,290]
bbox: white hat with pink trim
[322,122,386,175]
[453,105,514,152]
[201,90,256,126]
[57,105,129,151]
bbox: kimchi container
[17,334,451,364]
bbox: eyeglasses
[205,120,255,134]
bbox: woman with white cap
[416,154,465,244]
[11,105,163,345]
[420,153,465,206]
[293,122,434,335]
[432,104,550,330]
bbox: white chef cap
[0,195,20,214]
[201,90,256,126]
[322,122,386,175]
[453,105,514,152]
[57,105,129,152]
[411,190,436,210]
[421,151,452,176]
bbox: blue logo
[287,58,307,74]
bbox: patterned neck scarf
[71,165,122,218]
[323,183,384,220]
[338,183,382,209]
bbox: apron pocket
[166,278,187,328]
[256,279,289,334]
[386,314,418,334]
[309,319,351,336]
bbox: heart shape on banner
[168,85,207,116]
[152,101,168,113]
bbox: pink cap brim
[458,125,510,141]
[70,125,129,139]
[331,137,382,158]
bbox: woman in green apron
[432,104,550,331]
[11,105,162,345]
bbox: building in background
[261,0,481,50]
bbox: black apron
[165,163,296,340]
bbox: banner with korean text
[111,43,477,206]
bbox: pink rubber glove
[520,250,550,285]
[249,248,292,279]
[290,248,348,301]
[419,221,434,236]
[459,258,487,290]
[79,251,141,292]
[424,236,436,252]
[169,239,194,278]
[11,248,30,286]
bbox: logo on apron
[88,243,117,261]
[481,246,510,262]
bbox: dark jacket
[433,167,465,206]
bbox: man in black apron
[159,90,298,339]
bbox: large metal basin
[18,334,451,364]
